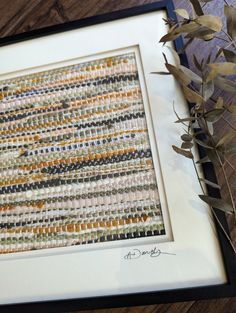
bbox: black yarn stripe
[40,149,151,174]
[0,73,139,122]
[0,111,145,141]
[0,167,148,195]
[2,182,156,207]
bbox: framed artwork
[0,0,235,312]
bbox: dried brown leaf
[228,105,236,115]
[214,76,236,93]
[199,195,233,214]
[194,138,214,149]
[181,142,194,149]
[206,62,236,82]
[216,131,236,147]
[202,80,214,101]
[204,108,225,122]
[224,5,236,39]
[174,9,190,20]
[180,65,202,83]
[215,97,224,109]
[181,134,193,142]
[165,63,191,85]
[199,178,221,189]
[182,85,204,103]
[190,0,204,16]
[193,54,202,71]
[195,15,223,32]
[172,145,194,159]
[223,49,236,63]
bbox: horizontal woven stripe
[0,52,165,254]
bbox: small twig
[211,208,236,254]
[216,149,236,218]
[191,153,236,254]
[224,0,230,6]
[225,158,236,173]
[214,35,229,44]
[222,30,236,50]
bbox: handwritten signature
[124,246,176,260]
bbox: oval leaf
[182,85,204,104]
[172,145,194,159]
[199,195,233,214]
[223,49,236,63]
[190,0,204,16]
[181,134,193,142]
[180,65,202,83]
[195,15,223,32]
[181,142,194,149]
[204,108,225,123]
[214,76,236,93]
[165,63,191,85]
[215,97,224,109]
[194,138,214,149]
[207,62,236,82]
[224,5,236,39]
[200,178,221,189]
[216,131,236,147]
[174,9,189,20]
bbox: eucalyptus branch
[215,149,236,218]
[191,151,236,254]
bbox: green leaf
[216,131,236,147]
[206,62,236,82]
[181,134,193,142]
[194,138,214,149]
[165,63,191,85]
[190,0,204,16]
[223,49,236,63]
[214,76,236,93]
[224,5,236,39]
[172,145,194,159]
[199,195,233,214]
[199,178,221,189]
[204,109,225,122]
[174,9,189,20]
[195,15,223,32]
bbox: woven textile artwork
[0,52,165,254]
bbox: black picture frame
[0,1,235,312]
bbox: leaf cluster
[157,0,236,221]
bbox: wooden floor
[0,0,235,312]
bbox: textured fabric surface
[0,52,165,254]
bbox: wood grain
[0,0,235,312]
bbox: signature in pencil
[124,246,176,260]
